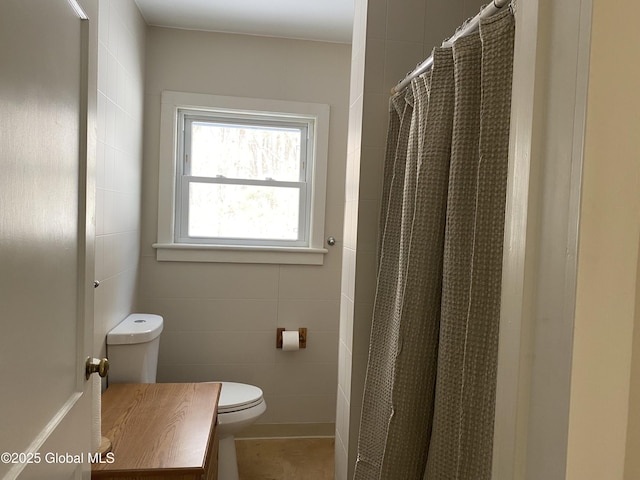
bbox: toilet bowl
[214,382,266,480]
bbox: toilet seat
[217,382,264,414]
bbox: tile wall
[94,0,146,358]
[335,0,490,478]
[138,28,351,431]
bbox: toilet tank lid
[107,313,163,345]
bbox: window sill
[152,243,328,265]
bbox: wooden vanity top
[92,383,221,479]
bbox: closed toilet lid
[217,382,264,414]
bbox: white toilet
[107,313,267,480]
[215,382,266,480]
[106,313,163,383]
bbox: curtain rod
[391,0,511,94]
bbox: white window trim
[176,110,312,247]
[154,90,330,265]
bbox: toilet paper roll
[91,375,101,453]
[282,330,300,351]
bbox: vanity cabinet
[92,383,221,480]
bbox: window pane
[190,121,302,182]
[188,182,301,240]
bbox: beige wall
[566,0,640,478]
[138,27,351,431]
[94,0,146,358]
[625,246,640,479]
[336,0,487,478]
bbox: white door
[0,0,98,478]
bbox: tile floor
[236,438,334,480]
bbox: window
[154,91,330,264]
[177,111,312,246]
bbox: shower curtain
[353,8,515,480]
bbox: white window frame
[176,110,312,247]
[154,91,330,265]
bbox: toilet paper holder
[276,328,307,349]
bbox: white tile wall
[94,0,146,358]
[388,0,427,43]
[138,27,351,430]
[336,0,488,477]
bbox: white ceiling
[134,0,354,44]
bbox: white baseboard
[236,422,335,439]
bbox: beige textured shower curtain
[353,9,515,480]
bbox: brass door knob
[85,357,109,380]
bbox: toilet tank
[107,313,163,384]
